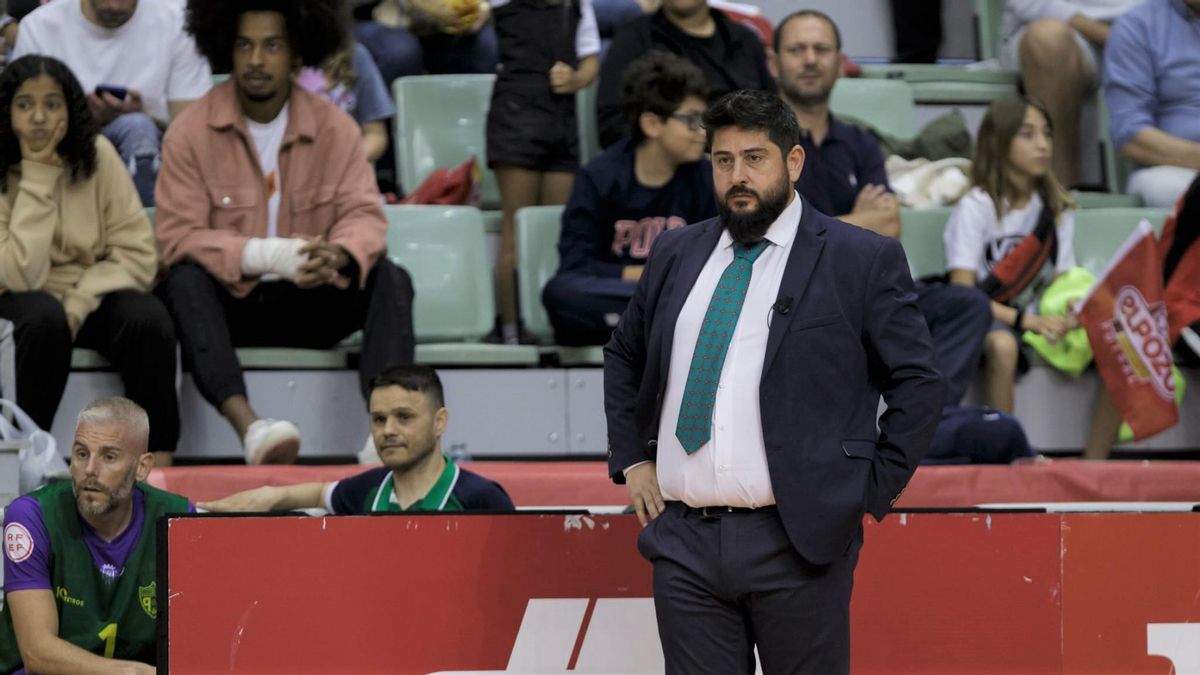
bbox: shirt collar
[802,112,851,147]
[719,189,803,252]
[380,456,461,512]
[206,80,319,145]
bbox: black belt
[675,503,778,517]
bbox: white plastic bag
[0,399,69,494]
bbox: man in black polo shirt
[595,0,775,149]
[774,9,991,407]
[199,366,514,514]
[775,10,901,236]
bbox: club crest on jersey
[139,581,157,619]
[1103,286,1175,401]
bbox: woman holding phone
[0,55,180,466]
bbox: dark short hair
[773,9,842,53]
[0,55,98,193]
[702,89,801,158]
[185,0,348,74]
[620,50,710,145]
[368,365,445,410]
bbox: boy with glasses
[543,50,715,346]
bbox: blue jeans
[101,112,162,206]
[353,21,498,86]
[915,282,992,406]
[542,271,637,346]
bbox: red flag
[1078,220,1179,440]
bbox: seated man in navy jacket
[199,365,514,513]
[775,9,991,406]
[543,50,716,346]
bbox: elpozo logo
[1110,286,1175,401]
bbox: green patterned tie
[675,239,770,454]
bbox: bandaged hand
[240,237,309,280]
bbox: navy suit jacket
[603,199,945,565]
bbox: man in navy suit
[604,89,944,674]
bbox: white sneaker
[357,434,380,464]
[243,419,301,465]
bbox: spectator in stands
[542,52,714,346]
[775,10,991,407]
[1087,172,1200,459]
[0,55,179,467]
[12,0,213,206]
[1001,0,1144,188]
[1,0,47,58]
[775,10,899,236]
[489,0,600,344]
[595,0,775,149]
[296,40,395,163]
[0,397,192,675]
[1162,175,1200,369]
[199,366,515,513]
[353,0,498,87]
[1104,0,1200,208]
[155,0,415,465]
[945,95,1078,413]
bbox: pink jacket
[155,81,385,297]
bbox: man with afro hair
[155,0,416,465]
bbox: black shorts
[486,84,579,173]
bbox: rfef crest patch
[4,523,33,563]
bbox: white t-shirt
[13,0,212,124]
[489,0,601,58]
[944,187,1076,307]
[246,104,289,241]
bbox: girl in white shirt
[944,95,1078,413]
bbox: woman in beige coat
[0,55,179,465]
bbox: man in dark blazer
[603,89,944,674]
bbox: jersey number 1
[98,622,118,658]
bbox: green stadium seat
[830,79,917,140]
[70,349,112,370]
[71,347,352,371]
[1070,191,1143,209]
[515,205,563,345]
[385,204,539,366]
[516,205,605,366]
[1073,208,1171,278]
[974,0,1005,61]
[1098,93,1136,195]
[576,80,600,166]
[900,207,952,279]
[392,74,500,210]
[859,64,1017,104]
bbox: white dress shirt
[654,192,803,508]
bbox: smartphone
[95,84,129,101]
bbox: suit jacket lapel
[762,205,827,377]
[657,218,724,393]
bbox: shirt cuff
[622,460,652,477]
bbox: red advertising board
[1061,514,1200,675]
[163,512,1200,674]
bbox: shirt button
[221,196,232,205]
[719,464,729,472]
